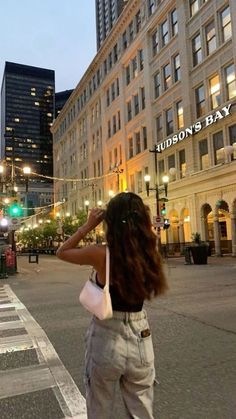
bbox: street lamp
[97,200,103,207]
[23,166,31,217]
[108,190,114,199]
[84,200,89,214]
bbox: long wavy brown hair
[105,192,168,304]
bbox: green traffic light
[9,201,23,217]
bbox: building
[52,0,236,257]
[55,89,74,118]
[1,62,55,185]
[95,0,128,49]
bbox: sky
[0,0,97,92]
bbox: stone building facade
[52,0,236,256]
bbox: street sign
[153,216,161,223]
[8,217,21,231]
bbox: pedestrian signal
[163,219,170,230]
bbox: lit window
[220,6,232,42]
[132,57,138,78]
[229,125,236,160]
[195,84,205,117]
[225,64,236,100]
[179,149,186,178]
[47,113,52,117]
[31,92,36,96]
[35,102,40,106]
[14,118,20,122]
[209,74,221,109]
[128,137,134,158]
[163,63,171,91]
[192,33,202,66]
[31,87,36,91]
[176,101,184,129]
[199,139,209,170]
[206,21,216,55]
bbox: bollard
[0,254,8,279]
[184,247,192,265]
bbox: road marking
[0,320,24,330]
[2,285,87,418]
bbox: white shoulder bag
[79,246,113,320]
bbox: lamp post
[113,164,123,192]
[84,200,89,215]
[144,145,169,250]
[0,164,4,193]
[23,166,31,217]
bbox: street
[0,255,236,419]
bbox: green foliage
[191,232,201,244]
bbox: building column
[231,214,236,257]
[178,221,185,252]
[201,216,208,242]
[213,212,222,256]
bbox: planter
[190,246,208,264]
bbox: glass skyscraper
[1,62,55,184]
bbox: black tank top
[95,273,143,312]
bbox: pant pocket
[138,334,155,366]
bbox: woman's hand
[85,208,105,231]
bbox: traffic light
[8,200,23,217]
[160,203,167,216]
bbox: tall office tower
[95,0,128,49]
[1,62,55,185]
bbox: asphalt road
[0,255,236,418]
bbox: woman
[57,192,168,419]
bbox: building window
[132,57,138,78]
[127,101,132,121]
[161,20,169,46]
[199,139,209,170]
[139,49,144,71]
[142,126,147,150]
[113,44,118,63]
[135,10,141,33]
[209,74,220,109]
[148,0,155,16]
[126,66,131,85]
[206,21,216,55]
[152,30,159,56]
[104,59,107,75]
[108,52,112,70]
[190,0,199,17]
[220,6,232,43]
[134,94,139,116]
[176,101,184,129]
[114,148,118,166]
[129,21,134,42]
[229,125,236,159]
[137,171,142,193]
[141,87,145,110]
[116,78,120,96]
[156,115,163,142]
[122,30,128,50]
[171,9,178,36]
[168,155,176,180]
[129,137,134,158]
[179,149,186,178]
[106,89,110,107]
[166,108,174,135]
[113,115,117,134]
[135,132,141,154]
[173,54,181,82]
[163,63,171,91]
[192,33,202,66]
[118,110,121,130]
[154,72,161,98]
[111,82,115,101]
[213,131,224,165]
[195,84,205,117]
[225,64,236,100]
[107,120,111,138]
[130,174,135,192]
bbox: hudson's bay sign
[155,103,232,152]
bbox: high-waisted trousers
[84,309,156,419]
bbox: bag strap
[105,246,110,288]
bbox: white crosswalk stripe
[0,284,87,418]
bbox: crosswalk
[0,284,87,418]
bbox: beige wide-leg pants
[84,310,156,419]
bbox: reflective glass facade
[1,62,55,183]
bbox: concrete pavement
[0,254,235,418]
